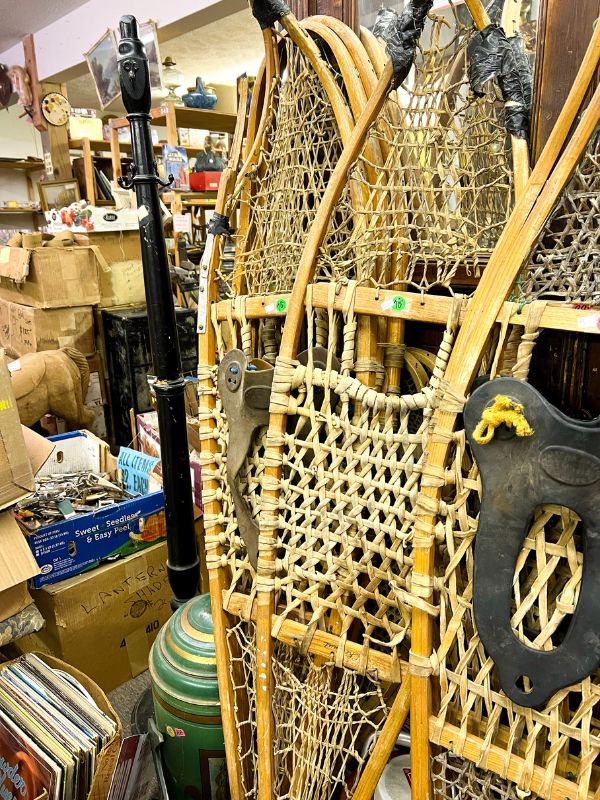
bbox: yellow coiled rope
[472,394,534,445]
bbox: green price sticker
[392,295,406,312]
[275,298,288,313]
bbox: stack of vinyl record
[0,654,117,800]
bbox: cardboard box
[137,410,202,509]
[17,542,172,691]
[0,512,40,621]
[0,350,48,618]
[0,299,95,357]
[0,350,54,510]
[0,352,34,510]
[0,246,101,308]
[210,82,237,113]
[0,582,32,620]
[68,115,104,140]
[25,431,166,588]
[99,260,145,308]
[73,231,145,308]
[89,231,141,264]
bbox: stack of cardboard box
[0,351,53,635]
[0,245,99,356]
[0,234,147,442]
[0,349,174,691]
[90,230,146,309]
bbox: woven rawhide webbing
[221,33,350,299]
[431,752,522,800]
[423,68,600,797]
[202,25,355,587]
[315,10,515,294]
[258,297,461,660]
[201,301,268,591]
[432,495,597,797]
[429,303,600,792]
[201,6,529,798]
[522,128,599,304]
[225,617,392,800]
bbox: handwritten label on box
[117,448,160,496]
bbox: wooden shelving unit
[69,138,125,205]
[0,158,44,226]
[109,102,234,266]
[0,207,41,214]
[0,158,44,172]
[109,103,238,140]
[108,102,237,182]
[69,138,204,156]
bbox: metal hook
[117,162,174,190]
[158,173,175,189]
[118,163,137,190]
[155,160,174,188]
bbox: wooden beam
[81,138,96,203]
[224,590,407,683]
[22,34,45,132]
[531,0,600,163]
[214,285,600,335]
[433,721,591,800]
[39,82,73,180]
[109,127,122,181]
[165,103,179,145]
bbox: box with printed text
[14,543,172,691]
[21,431,165,588]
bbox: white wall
[0,104,43,159]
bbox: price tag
[44,151,54,177]
[173,213,192,234]
[381,295,408,313]
[265,298,288,314]
[577,313,600,332]
[117,447,160,495]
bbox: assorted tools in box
[14,471,132,531]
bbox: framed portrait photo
[138,20,163,93]
[84,29,121,110]
[38,180,81,212]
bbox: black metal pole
[117,16,199,606]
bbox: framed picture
[84,29,121,110]
[38,180,81,212]
[139,20,163,93]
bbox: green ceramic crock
[149,593,227,800]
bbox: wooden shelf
[158,105,237,133]
[106,101,236,271]
[164,190,218,201]
[109,103,237,134]
[182,198,218,208]
[69,138,113,153]
[0,158,44,172]
[69,138,203,156]
[0,207,40,214]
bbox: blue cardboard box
[24,431,165,588]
